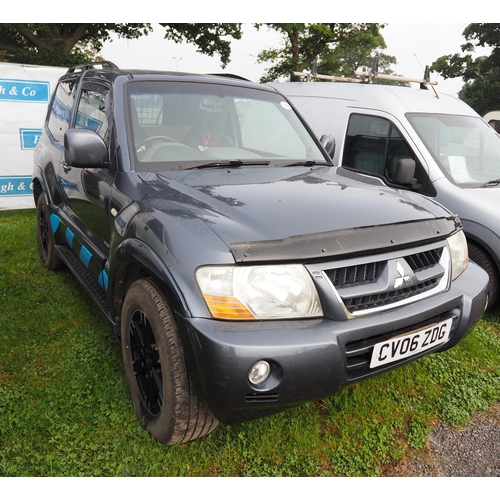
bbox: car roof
[269,81,478,117]
[63,61,266,91]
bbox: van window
[342,114,416,182]
[488,119,500,133]
[407,113,500,186]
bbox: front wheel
[121,278,218,445]
[468,242,499,308]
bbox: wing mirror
[64,129,109,168]
[320,134,335,158]
[393,158,418,187]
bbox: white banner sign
[0,62,66,210]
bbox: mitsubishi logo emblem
[394,261,412,288]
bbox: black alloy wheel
[129,309,163,418]
[121,278,218,445]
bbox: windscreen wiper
[479,179,500,188]
[182,159,270,170]
[280,160,330,167]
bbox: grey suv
[33,62,488,445]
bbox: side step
[56,244,113,326]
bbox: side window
[75,85,110,144]
[342,114,416,182]
[47,79,77,143]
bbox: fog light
[248,360,271,385]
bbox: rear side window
[47,79,77,144]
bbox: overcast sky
[96,21,493,98]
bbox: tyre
[36,193,63,271]
[121,278,218,445]
[468,242,499,308]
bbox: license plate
[370,319,451,368]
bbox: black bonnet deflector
[230,216,461,263]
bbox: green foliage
[422,324,500,425]
[160,24,242,68]
[0,23,242,68]
[430,23,500,115]
[0,209,499,477]
[457,78,500,117]
[255,23,389,83]
[407,415,430,450]
[0,23,152,66]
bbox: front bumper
[178,262,488,424]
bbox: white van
[484,110,500,133]
[271,79,500,306]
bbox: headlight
[448,230,468,281]
[195,264,323,320]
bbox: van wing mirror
[393,158,418,186]
[64,129,109,168]
[320,134,335,158]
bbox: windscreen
[126,81,327,171]
[407,113,500,186]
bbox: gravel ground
[384,403,500,477]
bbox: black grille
[344,313,458,381]
[245,393,279,403]
[325,261,381,288]
[324,247,445,314]
[344,276,442,313]
[406,248,443,271]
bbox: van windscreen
[407,113,500,186]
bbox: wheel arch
[32,163,62,207]
[461,220,500,275]
[33,177,43,206]
[109,238,191,333]
[462,223,500,307]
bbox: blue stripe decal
[65,228,75,248]
[98,269,108,292]
[79,245,92,268]
[49,214,61,234]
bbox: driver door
[60,81,116,264]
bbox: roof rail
[292,57,437,88]
[66,61,119,74]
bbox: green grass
[1,209,499,477]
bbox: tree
[254,23,388,83]
[159,24,242,69]
[0,23,242,68]
[431,23,500,115]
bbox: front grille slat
[326,262,380,288]
[407,248,442,271]
[246,393,279,403]
[344,276,442,313]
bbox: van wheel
[121,278,218,445]
[468,242,499,308]
[36,193,63,271]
